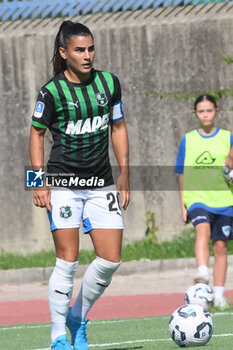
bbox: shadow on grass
[106,347,143,350]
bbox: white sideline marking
[0,312,231,332]
[0,316,165,331]
[25,338,171,350]
[24,334,233,350]
[0,324,50,331]
[89,338,170,346]
[213,312,233,317]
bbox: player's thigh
[48,188,84,260]
[188,208,212,241]
[83,187,124,262]
[48,188,83,230]
[83,186,124,232]
[195,223,211,242]
[52,228,79,261]
[211,215,233,241]
[212,215,232,257]
[90,228,123,262]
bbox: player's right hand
[33,187,51,211]
[181,205,189,223]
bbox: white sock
[49,258,78,341]
[214,286,225,298]
[198,265,209,278]
[51,322,67,343]
[71,256,121,320]
[71,297,90,320]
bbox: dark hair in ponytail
[194,94,217,111]
[52,20,94,75]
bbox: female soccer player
[29,21,130,350]
[175,94,233,310]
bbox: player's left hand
[116,173,130,210]
[222,163,233,184]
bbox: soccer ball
[184,283,214,310]
[169,304,213,347]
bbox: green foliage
[145,86,233,102]
[122,228,196,261]
[0,249,56,270]
[223,57,233,64]
[0,248,97,270]
[122,228,233,261]
[0,249,93,270]
[145,210,158,243]
[145,57,233,102]
[78,249,96,264]
[207,87,233,101]
[2,228,233,269]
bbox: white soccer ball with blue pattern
[184,283,214,310]
[169,304,213,347]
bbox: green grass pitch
[1,312,233,350]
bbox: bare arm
[179,174,188,223]
[111,119,130,210]
[29,125,51,211]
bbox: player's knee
[81,257,121,307]
[213,240,227,254]
[84,256,121,287]
[95,256,121,283]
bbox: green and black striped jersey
[32,69,124,186]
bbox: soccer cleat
[214,296,229,310]
[66,308,89,350]
[51,334,73,350]
[193,272,209,285]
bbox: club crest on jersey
[96,92,108,106]
[60,206,72,219]
[222,225,231,238]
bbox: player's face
[59,35,95,82]
[195,100,217,128]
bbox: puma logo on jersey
[40,90,47,99]
[68,101,79,109]
[65,113,109,135]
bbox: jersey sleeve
[110,74,124,122]
[230,133,233,147]
[174,135,186,174]
[31,88,55,129]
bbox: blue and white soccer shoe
[51,334,73,350]
[66,308,89,350]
